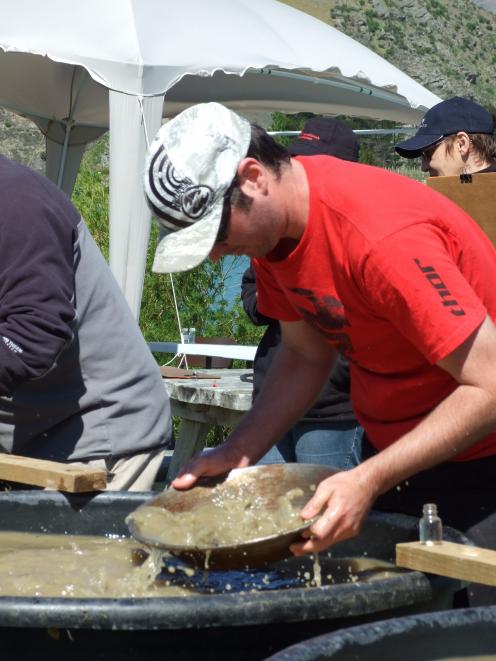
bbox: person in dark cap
[289,116,360,161]
[241,117,363,470]
[395,96,496,177]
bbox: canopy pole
[108,91,164,318]
[56,120,74,188]
[55,67,90,191]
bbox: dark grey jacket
[0,155,171,460]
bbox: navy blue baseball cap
[395,97,495,159]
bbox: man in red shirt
[144,102,496,605]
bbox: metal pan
[127,463,338,570]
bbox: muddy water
[129,487,307,548]
[0,531,401,599]
[0,531,191,598]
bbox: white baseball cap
[144,102,251,273]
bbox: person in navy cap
[395,96,496,177]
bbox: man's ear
[236,158,269,196]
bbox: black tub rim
[0,570,434,630]
[0,490,468,631]
[265,605,496,660]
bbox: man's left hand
[289,468,377,555]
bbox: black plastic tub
[265,606,496,660]
[0,491,470,660]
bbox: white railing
[148,342,257,362]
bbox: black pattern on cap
[147,145,214,231]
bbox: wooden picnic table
[162,368,253,481]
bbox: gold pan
[127,464,338,570]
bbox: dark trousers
[363,436,496,606]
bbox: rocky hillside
[1,0,495,171]
[0,107,44,171]
[284,0,496,111]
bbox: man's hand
[290,468,377,555]
[171,442,250,490]
[174,319,337,492]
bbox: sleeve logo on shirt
[2,336,23,354]
[414,258,466,316]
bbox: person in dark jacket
[0,154,172,490]
[241,118,363,470]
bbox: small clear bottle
[181,328,196,344]
[419,503,443,545]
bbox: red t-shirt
[254,156,496,461]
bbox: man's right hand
[171,442,251,490]
[172,321,337,491]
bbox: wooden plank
[0,453,107,492]
[396,541,496,586]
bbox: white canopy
[0,0,441,317]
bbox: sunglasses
[420,137,448,161]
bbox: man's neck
[280,158,309,241]
[266,237,300,262]
[261,158,310,262]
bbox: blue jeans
[258,421,364,471]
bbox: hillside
[1,0,495,172]
[0,107,44,171]
[283,0,496,111]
